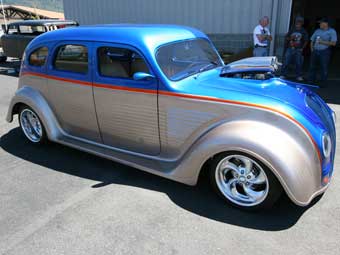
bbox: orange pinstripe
[21,71,322,166]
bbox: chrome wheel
[20,108,43,143]
[215,154,269,207]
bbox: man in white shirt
[253,16,272,56]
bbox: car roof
[8,19,78,26]
[29,24,208,53]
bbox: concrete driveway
[0,73,339,255]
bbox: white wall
[63,0,292,34]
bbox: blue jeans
[281,48,303,77]
[308,48,331,82]
[253,47,269,57]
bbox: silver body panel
[47,78,101,143]
[93,87,160,155]
[7,77,326,206]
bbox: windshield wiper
[171,69,197,80]
[198,61,219,73]
[194,61,220,79]
[171,61,220,81]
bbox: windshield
[156,39,223,81]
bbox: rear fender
[6,86,62,141]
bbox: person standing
[253,16,272,57]
[280,17,308,81]
[308,17,337,85]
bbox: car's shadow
[0,127,319,231]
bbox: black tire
[0,56,7,63]
[18,106,47,144]
[209,152,283,211]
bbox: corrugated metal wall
[63,0,292,34]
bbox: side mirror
[133,72,155,81]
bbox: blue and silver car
[6,24,336,210]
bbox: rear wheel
[209,152,282,210]
[19,106,46,144]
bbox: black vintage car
[0,19,78,61]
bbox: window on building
[97,47,149,79]
[29,47,48,67]
[54,45,88,74]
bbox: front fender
[172,118,323,206]
[6,86,62,141]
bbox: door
[2,24,20,58]
[47,41,101,142]
[93,43,160,155]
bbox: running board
[57,135,178,181]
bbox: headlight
[332,111,337,126]
[322,132,332,159]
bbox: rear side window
[29,47,48,67]
[19,25,45,35]
[97,47,149,79]
[54,44,88,74]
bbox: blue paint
[168,68,336,178]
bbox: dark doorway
[290,0,340,80]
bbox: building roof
[1,5,64,19]
[30,24,208,54]
[7,19,77,27]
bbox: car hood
[194,74,318,115]
[173,70,335,178]
[176,70,332,134]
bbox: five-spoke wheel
[19,106,46,144]
[210,153,282,210]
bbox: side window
[54,44,88,74]
[19,25,45,35]
[98,47,149,79]
[29,47,49,67]
[7,25,18,35]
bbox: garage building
[63,0,339,61]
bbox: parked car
[0,27,6,62]
[0,19,78,60]
[0,47,6,63]
[6,25,336,210]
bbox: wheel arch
[198,148,287,201]
[6,86,62,141]
[174,118,322,206]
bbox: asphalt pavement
[0,70,339,255]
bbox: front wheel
[19,106,47,144]
[209,152,282,210]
